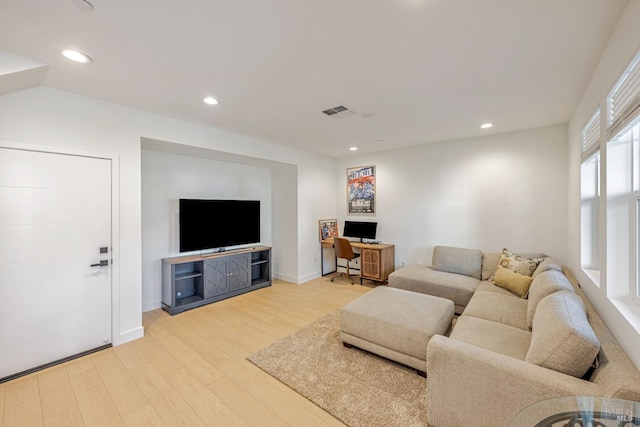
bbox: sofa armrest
[426,335,602,427]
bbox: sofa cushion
[527,270,575,328]
[462,292,529,330]
[389,264,480,311]
[450,316,531,360]
[481,252,501,281]
[490,248,544,281]
[526,291,600,378]
[532,257,563,279]
[475,281,521,298]
[493,267,534,298]
[432,246,483,280]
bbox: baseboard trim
[296,271,322,284]
[273,272,298,283]
[116,326,144,346]
[274,271,325,284]
[142,300,161,313]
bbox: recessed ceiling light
[480,123,493,129]
[62,49,92,63]
[203,97,219,105]
[350,147,358,151]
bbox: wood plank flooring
[0,278,372,426]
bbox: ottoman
[340,286,455,376]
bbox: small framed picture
[318,219,338,241]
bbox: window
[606,48,640,301]
[605,120,640,300]
[581,110,601,276]
[606,126,633,298]
[581,153,600,270]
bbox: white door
[0,147,112,380]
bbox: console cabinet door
[228,254,250,291]
[361,248,381,280]
[204,258,229,298]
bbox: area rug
[247,311,428,427]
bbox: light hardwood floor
[1,278,372,427]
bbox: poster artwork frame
[347,165,376,215]
[318,219,339,241]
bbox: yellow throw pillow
[493,267,534,298]
[489,248,543,282]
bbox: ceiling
[0,0,629,157]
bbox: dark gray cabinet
[204,257,229,297]
[204,253,250,297]
[162,246,271,315]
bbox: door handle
[90,260,109,267]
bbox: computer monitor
[343,221,377,242]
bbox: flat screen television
[343,220,377,241]
[179,199,260,252]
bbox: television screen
[343,221,377,240]
[179,199,260,252]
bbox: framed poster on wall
[347,165,375,214]
[318,219,338,241]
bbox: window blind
[582,109,600,161]
[608,50,640,139]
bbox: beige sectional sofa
[388,246,640,426]
[389,246,549,313]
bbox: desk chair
[331,237,361,285]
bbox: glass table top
[509,396,640,426]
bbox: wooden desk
[321,238,395,283]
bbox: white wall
[271,163,299,283]
[0,86,338,345]
[141,149,272,311]
[568,0,640,369]
[298,156,342,282]
[336,125,569,266]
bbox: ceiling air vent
[322,105,356,119]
